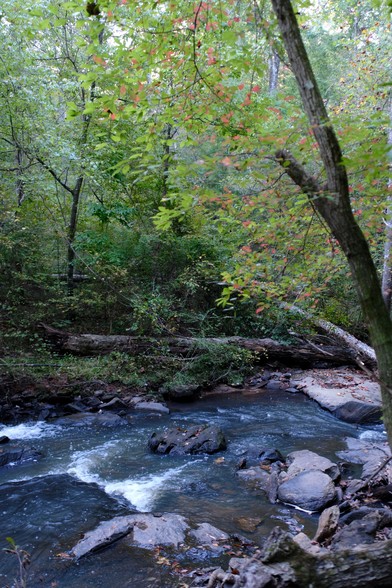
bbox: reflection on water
[0,390,383,587]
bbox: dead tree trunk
[40,324,375,368]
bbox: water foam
[67,440,119,485]
[104,463,193,511]
[0,421,62,440]
[67,439,196,511]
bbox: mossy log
[40,324,375,368]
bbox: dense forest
[1,0,390,397]
[1,1,392,586]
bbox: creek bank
[0,365,381,427]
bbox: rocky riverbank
[0,365,383,426]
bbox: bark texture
[271,0,392,447]
[381,94,392,311]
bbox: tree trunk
[270,0,392,448]
[39,324,374,367]
[381,94,392,311]
[67,176,83,296]
[284,303,376,364]
[268,50,280,94]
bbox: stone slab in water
[72,513,191,557]
[189,522,229,545]
[55,411,128,426]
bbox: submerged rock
[0,444,43,467]
[148,424,227,455]
[55,411,128,427]
[237,466,270,491]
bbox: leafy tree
[60,0,392,444]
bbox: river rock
[72,513,190,558]
[293,532,327,555]
[330,511,386,549]
[0,444,43,467]
[98,397,128,411]
[337,437,391,480]
[278,470,337,511]
[332,401,382,424]
[148,424,227,455]
[163,384,201,401]
[133,401,170,414]
[130,513,189,547]
[258,448,284,464]
[313,505,340,543]
[237,466,271,490]
[189,522,229,545]
[285,450,340,481]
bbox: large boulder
[148,424,227,455]
[333,401,382,424]
[285,450,340,481]
[278,470,337,512]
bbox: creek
[0,389,386,587]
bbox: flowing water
[0,390,386,587]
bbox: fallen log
[201,527,392,588]
[40,324,375,368]
[283,303,376,365]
